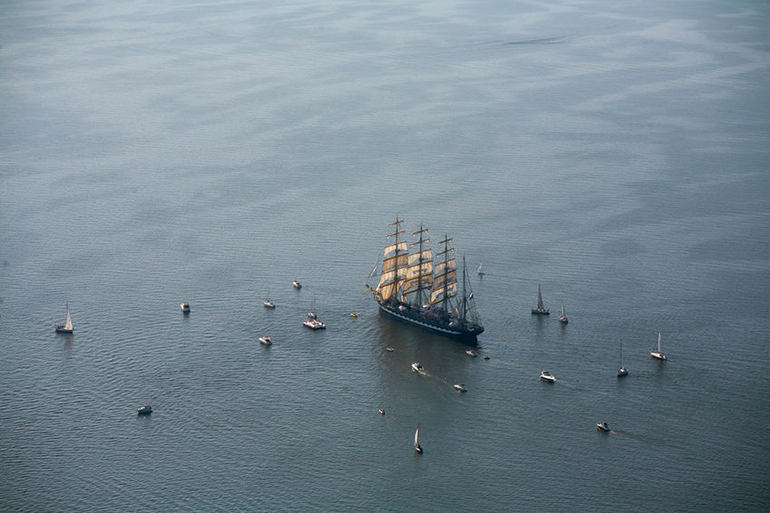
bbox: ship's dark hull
[376,299,483,343]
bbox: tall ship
[365,217,484,342]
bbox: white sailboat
[414,427,423,454]
[617,340,629,377]
[531,285,550,315]
[477,263,485,277]
[650,331,667,361]
[302,294,326,330]
[558,301,568,324]
[55,302,74,333]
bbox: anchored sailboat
[365,217,483,342]
[531,284,550,315]
[617,340,629,377]
[650,331,667,361]
[477,263,485,277]
[558,301,568,324]
[55,302,74,333]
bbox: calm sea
[1,0,769,511]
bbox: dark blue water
[1,0,769,511]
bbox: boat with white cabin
[597,422,610,432]
[453,383,468,392]
[180,301,190,313]
[540,370,556,383]
[650,331,667,361]
[466,349,477,357]
[302,295,326,329]
[54,302,74,334]
[259,336,272,346]
[292,280,302,289]
[263,290,276,309]
[531,285,550,315]
[411,362,424,373]
[137,405,152,415]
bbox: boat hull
[376,300,482,343]
[55,326,73,334]
[531,309,550,315]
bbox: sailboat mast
[390,216,405,302]
[439,235,452,314]
[462,255,467,322]
[412,225,429,308]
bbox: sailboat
[558,301,568,324]
[650,331,667,361]
[617,340,629,377]
[302,294,326,330]
[531,284,550,315]
[55,302,74,333]
[263,290,276,309]
[477,263,485,277]
[364,217,484,342]
[414,427,423,454]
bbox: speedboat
[137,405,152,415]
[597,422,610,432]
[292,280,302,289]
[453,383,468,392]
[540,371,556,383]
[259,336,272,346]
[617,366,629,377]
[349,313,358,318]
[263,300,276,309]
[411,363,424,373]
[466,349,477,357]
[378,409,385,415]
[180,302,190,313]
[385,347,395,352]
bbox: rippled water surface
[1,0,769,511]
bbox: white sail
[384,241,407,258]
[657,332,662,353]
[434,258,456,275]
[433,270,457,291]
[414,427,419,447]
[407,249,432,266]
[537,285,545,310]
[64,304,73,331]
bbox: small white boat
[540,370,556,383]
[302,318,326,330]
[558,301,568,324]
[466,349,478,357]
[385,347,395,352]
[411,363,424,373]
[617,340,629,377]
[597,422,610,432]
[650,331,667,361]
[259,336,272,346]
[414,427,423,454]
[180,302,190,313]
[379,408,385,415]
[137,405,152,415]
[477,263,485,277]
[292,280,302,289]
[54,302,74,333]
[453,383,468,392]
[531,285,550,315]
[263,291,276,309]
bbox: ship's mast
[438,234,453,314]
[411,224,429,308]
[462,255,467,322]
[389,216,405,302]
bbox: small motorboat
[378,409,386,415]
[137,405,152,415]
[385,347,395,352]
[259,336,272,346]
[466,349,478,357]
[263,300,276,309]
[411,363,424,373]
[617,366,629,378]
[597,422,610,432]
[483,355,490,360]
[453,383,468,392]
[180,302,191,313]
[349,313,358,318]
[540,371,556,383]
[292,280,302,289]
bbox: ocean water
[1,0,769,511]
